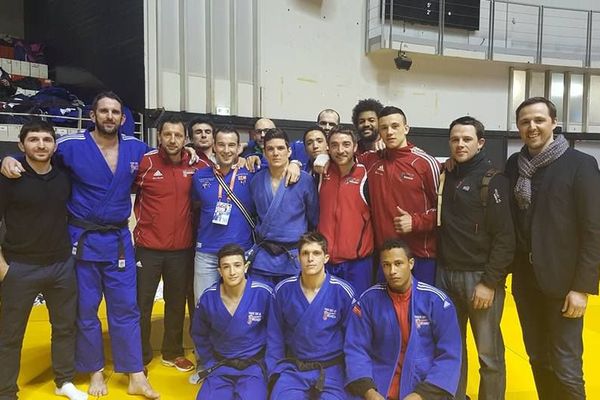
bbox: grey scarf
[514,134,569,210]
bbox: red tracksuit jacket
[360,143,440,257]
[133,147,209,250]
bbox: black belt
[196,348,266,381]
[285,354,345,399]
[68,217,128,267]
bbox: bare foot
[88,370,108,397]
[127,371,160,399]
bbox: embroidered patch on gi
[237,175,247,184]
[323,307,337,320]
[247,311,262,325]
[200,180,211,189]
[415,315,430,328]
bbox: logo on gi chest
[247,311,262,325]
[415,315,430,328]
[323,307,337,320]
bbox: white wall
[259,0,510,129]
[0,0,24,38]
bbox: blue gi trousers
[196,364,266,400]
[75,259,143,373]
[326,255,373,296]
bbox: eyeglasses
[252,128,271,135]
[318,121,338,128]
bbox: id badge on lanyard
[212,168,238,226]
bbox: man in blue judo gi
[1,91,160,398]
[345,239,461,400]
[266,231,355,400]
[191,243,273,400]
[249,129,319,285]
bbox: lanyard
[217,167,238,202]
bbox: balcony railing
[366,0,600,69]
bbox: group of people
[0,91,598,400]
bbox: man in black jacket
[506,97,600,400]
[437,116,515,400]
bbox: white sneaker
[188,369,203,385]
[55,382,88,400]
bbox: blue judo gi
[266,273,355,399]
[249,170,318,284]
[55,131,151,373]
[345,279,462,399]
[191,278,273,400]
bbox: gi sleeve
[190,296,217,369]
[344,300,378,397]
[265,290,286,378]
[420,294,462,397]
[304,177,319,230]
[571,155,600,295]
[481,173,516,289]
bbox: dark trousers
[136,247,193,365]
[512,257,585,400]
[0,258,77,400]
[437,268,506,400]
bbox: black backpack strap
[480,168,500,209]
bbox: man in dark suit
[505,97,600,400]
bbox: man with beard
[437,116,514,400]
[133,115,210,374]
[1,92,160,399]
[317,127,374,295]
[351,99,384,155]
[187,117,216,164]
[0,120,88,400]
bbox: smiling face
[299,241,330,277]
[214,131,240,169]
[90,97,125,136]
[517,102,557,157]
[381,247,414,293]
[328,132,357,169]
[378,113,409,150]
[449,124,485,163]
[19,130,56,164]
[158,122,186,157]
[218,254,248,289]
[357,110,379,142]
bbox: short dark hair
[327,125,357,144]
[187,117,216,139]
[264,128,290,148]
[91,91,124,112]
[19,119,56,143]
[157,114,186,134]
[515,97,557,121]
[298,231,328,254]
[303,125,327,145]
[449,116,485,140]
[380,238,413,259]
[214,125,240,143]
[217,243,246,267]
[352,98,384,127]
[317,109,340,123]
[378,106,408,124]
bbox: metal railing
[366,0,600,68]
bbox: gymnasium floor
[15,278,600,400]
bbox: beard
[358,128,378,143]
[96,121,120,136]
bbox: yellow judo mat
[15,279,600,400]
